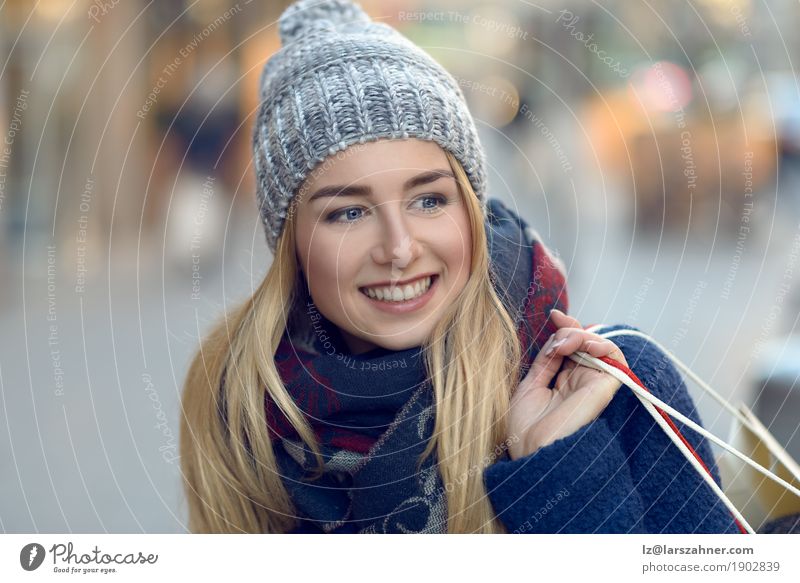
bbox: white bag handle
[567,326,800,534]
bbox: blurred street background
[1,0,800,532]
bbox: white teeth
[363,276,433,302]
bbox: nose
[370,204,422,270]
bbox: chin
[365,331,430,352]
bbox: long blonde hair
[179,151,522,533]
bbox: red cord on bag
[597,354,749,534]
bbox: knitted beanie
[253,0,489,253]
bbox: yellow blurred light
[695,0,753,29]
[34,0,80,21]
[466,75,520,128]
[465,4,526,58]
[187,0,229,24]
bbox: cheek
[296,220,334,278]
[302,236,360,299]
[305,245,339,287]
[439,213,472,277]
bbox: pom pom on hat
[278,0,373,44]
[253,0,489,253]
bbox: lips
[359,274,439,314]
[361,272,437,289]
[360,275,436,302]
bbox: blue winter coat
[484,323,741,534]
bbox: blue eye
[414,194,448,212]
[325,206,366,224]
[324,194,449,224]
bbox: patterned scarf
[266,198,568,533]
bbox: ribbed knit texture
[253,0,489,252]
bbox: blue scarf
[266,198,569,532]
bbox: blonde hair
[180,151,522,533]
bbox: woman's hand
[508,309,628,460]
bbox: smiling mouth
[359,275,438,303]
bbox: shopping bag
[580,325,800,533]
[717,403,800,532]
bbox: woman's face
[293,138,473,354]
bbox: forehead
[301,138,450,190]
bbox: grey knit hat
[253,0,489,253]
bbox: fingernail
[545,338,566,356]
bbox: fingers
[546,330,623,362]
[546,309,627,366]
[520,333,569,393]
[583,340,618,358]
[550,308,581,329]
[523,310,628,390]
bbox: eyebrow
[307,169,456,202]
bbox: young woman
[179,0,741,534]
